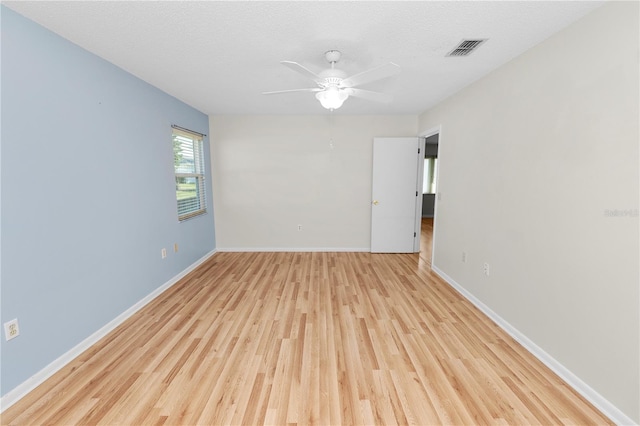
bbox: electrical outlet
[483,263,490,276]
[4,319,19,341]
[161,248,167,259]
[297,225,302,231]
[174,243,179,253]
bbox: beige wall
[210,115,418,250]
[419,2,639,422]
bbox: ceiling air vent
[446,39,487,57]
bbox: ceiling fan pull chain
[329,109,335,151]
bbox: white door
[371,137,424,253]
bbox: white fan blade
[262,88,322,95]
[341,62,401,88]
[281,61,321,81]
[345,88,392,103]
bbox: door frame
[419,125,442,265]
[413,138,426,252]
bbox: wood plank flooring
[419,218,433,267]
[2,222,611,425]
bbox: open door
[371,137,425,253]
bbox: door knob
[372,200,379,205]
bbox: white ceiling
[3,1,605,116]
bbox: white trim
[431,265,637,426]
[216,247,370,253]
[414,137,426,253]
[0,249,217,413]
[419,125,441,139]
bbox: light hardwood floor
[2,220,611,425]
[419,217,433,268]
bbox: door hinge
[416,191,418,196]
[418,148,421,154]
[414,232,417,238]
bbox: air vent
[446,39,487,57]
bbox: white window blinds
[172,126,206,221]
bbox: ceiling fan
[263,50,400,110]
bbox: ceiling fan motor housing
[318,71,347,89]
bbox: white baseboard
[431,265,637,426]
[0,249,217,413]
[216,247,370,253]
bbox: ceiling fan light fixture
[315,87,348,110]
[265,50,399,111]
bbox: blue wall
[0,6,215,396]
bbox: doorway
[419,127,441,267]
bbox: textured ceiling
[3,1,605,115]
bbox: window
[173,126,206,221]
[422,157,438,194]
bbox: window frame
[422,156,438,195]
[172,126,207,221]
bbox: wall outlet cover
[4,319,20,341]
